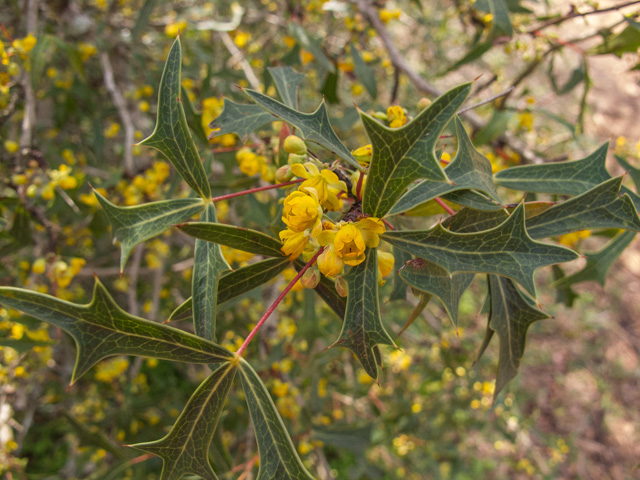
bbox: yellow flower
[78,43,97,62]
[352,144,372,166]
[279,229,310,260]
[387,106,406,128]
[317,218,385,267]
[4,140,19,153]
[377,251,395,286]
[233,31,251,49]
[165,20,187,37]
[317,243,344,277]
[290,163,347,211]
[282,190,323,234]
[236,148,264,176]
[301,50,314,64]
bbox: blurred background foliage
[1,0,640,478]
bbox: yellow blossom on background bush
[387,106,407,128]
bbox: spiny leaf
[243,89,358,168]
[268,66,306,109]
[442,207,507,233]
[361,83,472,217]
[398,259,475,327]
[238,359,317,480]
[132,362,237,480]
[94,191,204,272]
[525,177,640,239]
[553,231,637,288]
[350,42,377,99]
[178,222,285,257]
[389,247,412,302]
[140,37,211,199]
[441,190,504,211]
[331,249,395,380]
[208,98,275,143]
[168,258,292,323]
[293,259,346,319]
[494,142,610,195]
[192,203,231,342]
[382,203,578,296]
[480,276,549,400]
[615,154,640,192]
[0,279,234,384]
[390,116,501,215]
[397,293,431,337]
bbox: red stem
[356,171,365,200]
[434,197,456,216]
[211,143,259,154]
[382,219,396,230]
[211,179,304,203]
[236,247,325,356]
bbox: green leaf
[389,247,412,302]
[398,259,475,327]
[293,259,346,319]
[494,143,610,195]
[590,18,640,57]
[382,203,578,296]
[288,23,334,73]
[320,70,340,105]
[361,83,472,217]
[350,43,377,99]
[397,293,431,337]
[553,231,637,288]
[192,203,231,342]
[441,189,504,211]
[132,362,237,480]
[331,249,395,380]
[168,258,292,323]
[442,207,507,232]
[472,110,513,146]
[268,66,306,109]
[615,154,640,192]
[525,177,640,239]
[140,38,212,199]
[390,116,501,215]
[94,191,204,272]
[209,99,275,143]
[242,89,358,168]
[480,275,549,399]
[0,279,234,384]
[551,265,579,307]
[178,222,285,257]
[238,359,317,480]
[476,0,513,38]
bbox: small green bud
[287,153,306,165]
[283,135,307,156]
[372,111,388,121]
[335,276,348,297]
[275,165,294,183]
[301,266,320,289]
[417,97,431,111]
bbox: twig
[100,51,135,173]
[218,32,261,90]
[127,244,144,316]
[457,87,514,114]
[236,248,324,356]
[18,0,39,168]
[434,197,456,216]
[211,179,304,203]
[353,0,546,164]
[525,0,640,34]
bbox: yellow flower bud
[300,266,321,289]
[275,165,294,183]
[287,153,306,165]
[417,97,431,111]
[335,276,348,297]
[284,135,307,156]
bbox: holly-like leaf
[192,204,231,342]
[132,361,237,480]
[389,247,412,302]
[397,293,431,337]
[525,177,640,239]
[615,154,640,192]
[94,191,204,272]
[209,99,275,143]
[442,207,507,233]
[398,259,474,327]
[441,190,504,211]
[390,116,501,215]
[178,222,285,257]
[494,142,610,195]
[242,89,358,168]
[0,279,234,384]
[553,231,637,288]
[168,258,292,323]
[350,42,377,99]
[382,203,578,296]
[238,359,317,480]
[140,37,212,199]
[293,259,346,319]
[268,66,306,109]
[361,83,472,217]
[480,275,549,399]
[331,249,395,380]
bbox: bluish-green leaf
[361,83,472,217]
[192,203,231,342]
[398,259,475,327]
[239,359,317,480]
[525,177,640,239]
[389,247,412,302]
[178,222,285,257]
[331,249,395,380]
[350,43,377,99]
[382,203,578,296]
[390,116,501,215]
[0,279,234,384]
[476,0,513,38]
[268,66,306,109]
[209,99,275,143]
[140,38,212,199]
[94,191,204,272]
[615,154,640,191]
[132,362,237,480]
[243,89,358,168]
[553,231,637,288]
